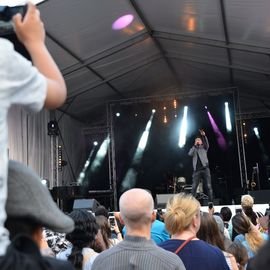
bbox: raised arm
[13,3,67,109]
[202,135,209,151]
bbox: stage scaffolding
[106,87,248,210]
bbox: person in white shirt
[0,2,67,255]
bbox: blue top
[122,220,170,244]
[159,239,229,270]
[234,233,268,258]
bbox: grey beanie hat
[6,160,74,233]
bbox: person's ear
[119,214,125,225]
[193,213,200,230]
[32,227,43,248]
[151,211,156,223]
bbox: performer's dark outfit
[188,135,213,202]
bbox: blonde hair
[165,193,200,235]
[246,224,264,253]
[241,195,254,208]
[232,213,264,253]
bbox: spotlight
[116,112,120,117]
[178,106,188,148]
[207,111,227,150]
[90,136,110,173]
[93,141,98,146]
[204,106,208,110]
[47,120,59,136]
[41,179,49,188]
[225,102,232,132]
[135,113,138,117]
[254,127,259,137]
[173,99,177,109]
[122,113,155,190]
[112,14,134,30]
[163,116,167,124]
[152,109,156,113]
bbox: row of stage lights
[115,101,232,150]
[115,100,177,124]
[115,100,231,128]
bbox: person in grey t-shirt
[92,188,185,270]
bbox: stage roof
[39,0,270,124]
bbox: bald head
[119,189,154,229]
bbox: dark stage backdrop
[244,117,270,191]
[112,94,240,204]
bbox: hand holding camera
[12,2,45,49]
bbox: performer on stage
[188,129,213,202]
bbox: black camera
[0,5,27,36]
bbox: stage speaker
[73,199,100,212]
[156,194,174,208]
[248,190,270,204]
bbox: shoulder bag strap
[174,236,196,254]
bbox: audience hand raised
[12,2,45,49]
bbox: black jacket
[0,234,75,270]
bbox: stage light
[47,120,59,136]
[254,127,259,138]
[163,106,167,110]
[41,179,49,187]
[207,111,227,150]
[225,102,232,132]
[204,106,208,110]
[112,14,134,30]
[163,115,167,124]
[173,99,177,109]
[116,112,120,117]
[253,127,269,163]
[77,145,96,185]
[93,141,98,146]
[152,109,156,113]
[135,113,138,117]
[178,106,188,148]
[122,112,155,191]
[243,122,246,126]
[244,133,247,138]
[90,136,110,173]
[138,114,154,151]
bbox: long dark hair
[95,215,111,250]
[197,212,225,251]
[242,206,257,226]
[66,210,98,270]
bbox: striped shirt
[92,235,185,270]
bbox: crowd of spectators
[1,2,270,270]
[2,160,270,270]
